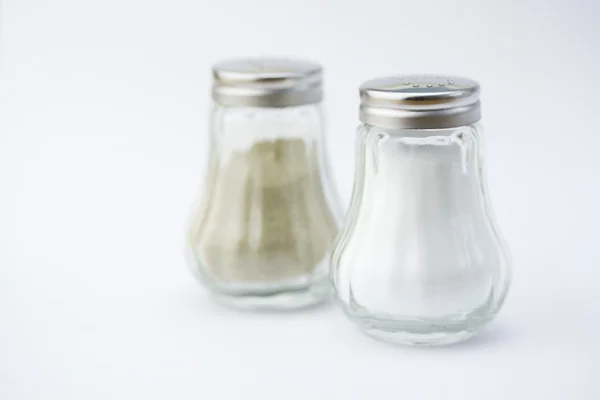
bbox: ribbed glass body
[331,123,511,345]
[188,103,341,310]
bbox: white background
[1,0,599,398]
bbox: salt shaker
[187,58,341,310]
[331,75,511,345]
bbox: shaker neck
[359,123,482,182]
[210,103,325,155]
[362,122,480,139]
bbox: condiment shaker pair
[187,58,512,346]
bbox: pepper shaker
[187,58,342,310]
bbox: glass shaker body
[187,58,341,310]
[331,76,511,345]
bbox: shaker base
[187,251,334,311]
[359,325,478,346]
[209,280,331,311]
[351,313,493,346]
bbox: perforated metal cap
[359,75,481,129]
[212,57,323,107]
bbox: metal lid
[212,57,323,107]
[359,75,481,129]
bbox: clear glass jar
[187,58,341,310]
[331,75,511,345]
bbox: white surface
[1,0,599,398]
